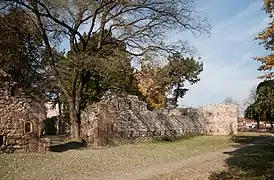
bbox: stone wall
[0,80,50,153]
[198,104,238,135]
[81,92,238,147]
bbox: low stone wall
[28,137,51,152]
[81,92,238,147]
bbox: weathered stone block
[24,134,31,140]
[28,139,39,152]
[16,139,24,145]
[9,130,16,135]
[1,119,8,124]
[40,138,51,147]
[14,123,21,129]
[4,148,11,153]
[7,138,15,145]
[13,145,22,149]
[7,123,13,129]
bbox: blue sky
[177,0,270,108]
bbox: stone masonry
[81,92,238,147]
[0,77,50,153]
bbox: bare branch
[31,1,70,98]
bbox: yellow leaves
[255,54,274,73]
[264,0,274,17]
[134,65,166,109]
[146,93,166,110]
[254,1,274,78]
[256,22,274,52]
[256,22,274,40]
[255,53,274,64]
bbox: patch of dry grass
[0,135,233,180]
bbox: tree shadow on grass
[209,134,274,180]
[49,139,87,152]
[230,134,270,147]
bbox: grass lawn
[0,135,232,180]
[0,132,271,180]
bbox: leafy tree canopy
[255,0,274,79]
[60,31,141,109]
[156,54,203,107]
[137,53,203,108]
[0,7,48,99]
[244,80,274,127]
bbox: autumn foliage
[134,64,166,110]
[255,0,274,79]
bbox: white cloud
[180,62,262,107]
[177,0,269,107]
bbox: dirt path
[93,136,274,180]
[94,148,231,180]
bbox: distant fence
[84,128,207,147]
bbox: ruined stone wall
[0,81,50,153]
[81,92,238,147]
[198,104,238,135]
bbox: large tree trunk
[257,120,260,129]
[73,121,80,139]
[173,84,181,107]
[269,112,273,128]
[68,97,81,139]
[69,107,81,139]
[69,107,75,138]
[66,68,84,140]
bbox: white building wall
[45,102,60,118]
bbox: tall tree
[3,0,210,139]
[156,54,203,107]
[255,0,274,79]
[245,80,274,128]
[62,31,140,107]
[0,7,47,99]
[55,31,141,136]
[245,102,261,128]
[256,80,274,127]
